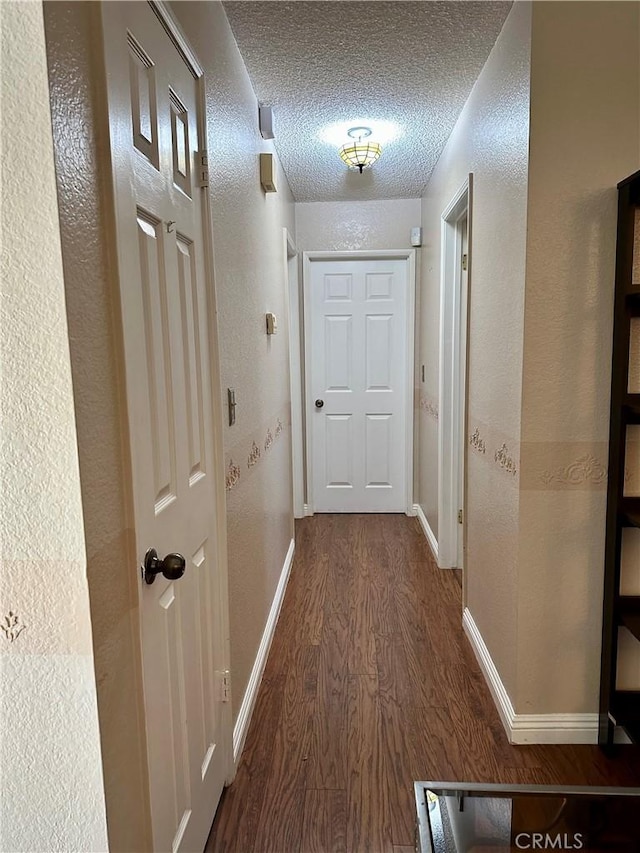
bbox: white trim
[149,1,204,77]
[303,503,314,517]
[405,252,417,514]
[283,229,304,519]
[462,607,514,738]
[303,249,416,515]
[413,504,439,563]
[510,714,600,745]
[232,538,295,766]
[463,608,600,745]
[438,178,470,570]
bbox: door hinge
[217,670,231,703]
[197,150,209,188]
[458,509,463,524]
[462,253,468,271]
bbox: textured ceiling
[223,1,512,202]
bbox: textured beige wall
[516,1,640,714]
[418,1,532,696]
[1,2,108,850]
[44,3,153,849]
[170,1,296,724]
[295,199,421,252]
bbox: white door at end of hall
[308,258,410,513]
[102,3,229,851]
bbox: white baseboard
[303,503,313,517]
[232,538,295,766]
[462,607,515,738]
[462,608,599,745]
[413,503,439,563]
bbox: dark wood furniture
[599,169,640,747]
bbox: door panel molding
[303,249,416,515]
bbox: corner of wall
[516,0,640,717]
[43,2,153,849]
[417,0,532,705]
[2,3,109,849]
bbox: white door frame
[283,228,305,518]
[303,249,416,515]
[143,0,234,783]
[438,176,472,569]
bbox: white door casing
[438,176,471,571]
[284,229,305,518]
[102,3,230,851]
[456,213,469,568]
[304,252,415,513]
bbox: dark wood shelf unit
[612,690,640,713]
[621,499,640,529]
[626,291,640,316]
[619,598,640,643]
[611,691,640,744]
[620,614,640,645]
[623,396,640,423]
[599,169,640,748]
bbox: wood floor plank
[348,567,378,675]
[308,556,350,789]
[263,552,329,680]
[411,703,467,782]
[300,789,347,853]
[375,631,415,708]
[347,673,394,853]
[252,645,318,853]
[205,675,285,853]
[368,545,399,637]
[377,698,421,847]
[209,515,640,851]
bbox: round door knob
[315,399,324,409]
[142,548,186,585]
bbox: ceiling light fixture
[339,126,382,173]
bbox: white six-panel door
[102,4,229,851]
[307,256,411,513]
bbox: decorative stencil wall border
[539,454,607,488]
[518,441,632,491]
[494,443,517,477]
[466,433,640,492]
[1,611,26,643]
[418,391,439,420]
[469,427,487,455]
[225,407,290,492]
[467,418,520,480]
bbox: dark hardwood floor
[207,514,639,853]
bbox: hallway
[207,515,639,853]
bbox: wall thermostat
[266,313,278,335]
[411,226,423,247]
